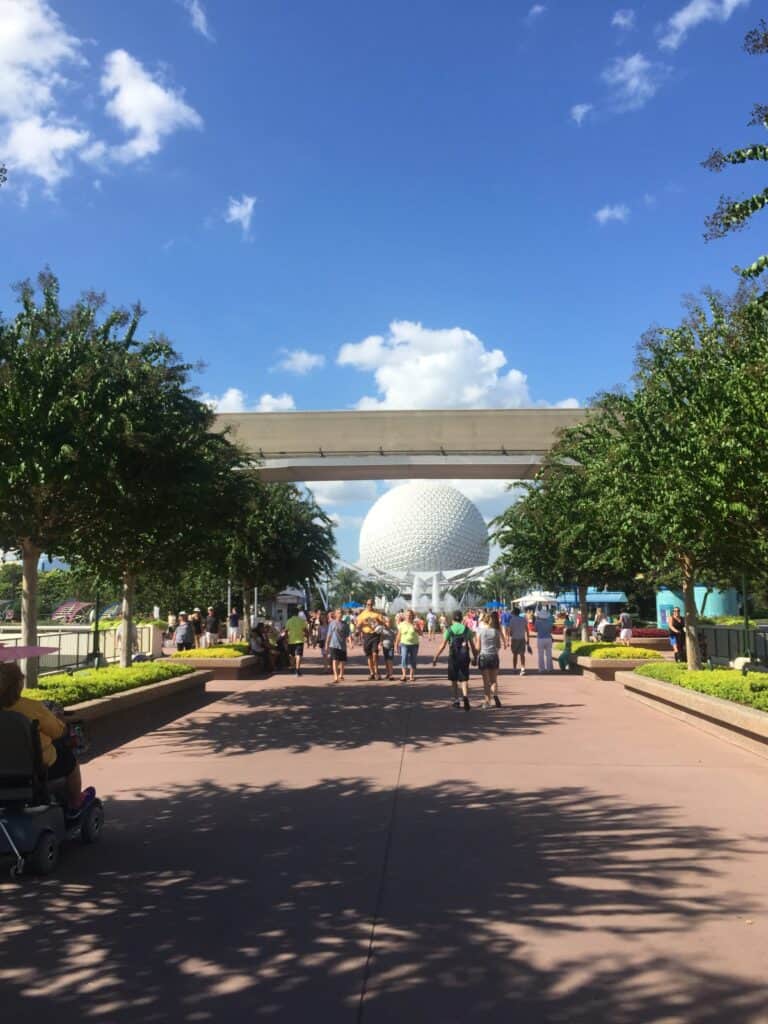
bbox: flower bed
[633,662,768,712]
[557,641,661,660]
[171,644,249,659]
[23,663,196,707]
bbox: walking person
[326,609,350,682]
[477,611,503,708]
[535,608,554,673]
[426,609,437,641]
[508,606,527,675]
[668,606,686,663]
[356,599,386,680]
[395,608,420,683]
[317,611,330,672]
[284,609,309,677]
[190,608,203,648]
[174,612,195,651]
[227,607,240,642]
[618,606,633,647]
[376,617,396,680]
[433,610,479,711]
[202,606,219,649]
[558,626,574,672]
[500,606,512,649]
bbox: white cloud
[202,388,295,413]
[327,512,365,529]
[527,4,547,19]
[309,481,378,508]
[3,114,88,186]
[612,9,636,30]
[643,192,657,208]
[659,0,749,51]
[595,203,630,224]
[255,392,296,412]
[337,320,576,410]
[275,348,326,375]
[570,103,593,125]
[182,0,213,41]
[101,49,202,162]
[225,194,256,238]
[601,53,665,111]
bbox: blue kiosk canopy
[556,589,628,606]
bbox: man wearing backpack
[432,610,479,711]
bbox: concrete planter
[62,670,213,722]
[575,655,667,681]
[622,636,671,651]
[617,670,768,760]
[168,654,263,680]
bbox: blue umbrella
[485,600,503,609]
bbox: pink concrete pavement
[2,638,768,1023]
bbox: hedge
[171,644,249,659]
[633,662,768,713]
[555,641,662,660]
[22,662,196,707]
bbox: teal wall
[656,587,739,627]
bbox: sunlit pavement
[2,640,768,1023]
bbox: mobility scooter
[0,709,104,878]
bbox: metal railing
[0,626,153,675]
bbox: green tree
[593,294,768,667]
[0,271,143,683]
[493,414,636,641]
[703,19,768,283]
[226,475,336,627]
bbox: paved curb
[63,669,213,722]
[576,656,667,681]
[617,670,768,760]
[167,655,262,680]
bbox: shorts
[478,653,499,671]
[177,641,194,651]
[381,644,394,660]
[620,629,632,641]
[47,737,77,781]
[511,639,526,655]
[329,646,347,662]
[447,655,470,683]
[363,634,380,656]
[288,643,304,657]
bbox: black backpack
[449,626,470,659]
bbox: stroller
[0,711,104,878]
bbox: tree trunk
[242,581,252,640]
[578,582,589,642]
[20,538,40,688]
[681,558,701,670]
[120,570,136,668]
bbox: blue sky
[1,0,763,560]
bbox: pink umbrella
[0,645,57,661]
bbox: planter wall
[575,656,668,682]
[62,670,213,722]
[168,654,265,680]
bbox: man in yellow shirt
[284,610,309,676]
[356,599,387,680]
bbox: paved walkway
[2,641,768,1023]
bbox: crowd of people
[161,598,645,708]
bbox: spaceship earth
[359,482,490,574]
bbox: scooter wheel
[28,830,59,875]
[80,801,104,844]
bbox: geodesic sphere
[359,482,489,574]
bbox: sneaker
[494,695,502,708]
[463,696,471,712]
[452,699,461,709]
[66,786,96,821]
[519,668,526,676]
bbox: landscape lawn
[634,662,768,713]
[24,662,196,707]
[555,641,662,660]
[171,644,249,659]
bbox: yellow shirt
[5,697,66,767]
[397,621,420,646]
[356,609,383,634]
[285,616,307,645]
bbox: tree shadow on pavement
[1,778,764,1023]
[143,683,584,755]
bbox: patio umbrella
[484,600,503,609]
[0,645,57,662]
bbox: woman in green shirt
[395,609,421,682]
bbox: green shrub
[22,662,195,707]
[171,644,249,659]
[555,641,662,660]
[633,662,768,712]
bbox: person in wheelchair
[0,662,94,819]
